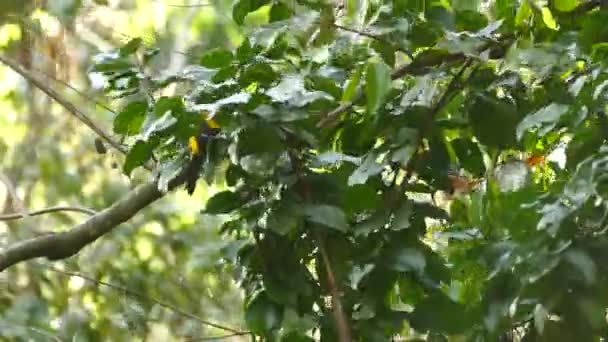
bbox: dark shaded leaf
[205,191,243,214]
[303,204,348,232]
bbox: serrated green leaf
[365,59,391,115]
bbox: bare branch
[42,264,247,335]
[0,179,165,271]
[0,54,126,156]
[0,205,97,221]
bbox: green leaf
[236,38,254,63]
[365,59,392,115]
[452,0,480,11]
[142,111,177,139]
[455,10,489,32]
[566,122,603,170]
[541,7,558,30]
[92,57,134,73]
[313,152,361,167]
[269,2,291,22]
[157,159,184,193]
[353,212,388,236]
[400,75,439,108]
[123,140,154,176]
[240,63,279,87]
[153,97,184,117]
[515,0,532,27]
[205,191,242,214]
[245,292,283,335]
[385,247,425,273]
[303,204,348,232]
[342,65,363,103]
[212,65,238,83]
[516,103,569,141]
[200,48,234,69]
[391,201,412,231]
[554,0,579,12]
[451,138,485,176]
[237,124,283,156]
[469,94,519,148]
[114,101,148,135]
[564,249,596,285]
[266,74,331,107]
[348,153,384,186]
[119,38,143,56]
[408,292,474,334]
[263,203,300,235]
[233,0,270,25]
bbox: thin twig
[0,206,97,221]
[185,331,252,340]
[40,264,248,335]
[0,55,127,156]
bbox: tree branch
[0,174,186,271]
[0,205,97,221]
[317,234,352,342]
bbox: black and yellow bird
[184,115,221,195]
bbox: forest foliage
[4,0,608,341]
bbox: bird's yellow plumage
[189,136,200,156]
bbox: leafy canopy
[92,0,608,340]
